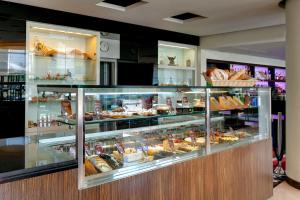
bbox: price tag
[95,143,104,155]
[190,132,196,145]
[115,142,125,154]
[94,100,102,113]
[141,142,149,154]
[168,134,175,151]
[85,143,91,156]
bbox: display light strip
[31,27,94,37]
[85,92,173,95]
[158,43,191,49]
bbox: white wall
[198,49,286,85]
[201,25,285,49]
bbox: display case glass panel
[80,87,207,189]
[207,87,271,153]
[35,85,271,189]
[27,87,78,168]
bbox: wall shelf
[158,65,196,71]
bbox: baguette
[229,69,246,80]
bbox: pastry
[88,155,112,173]
[112,151,122,161]
[147,146,163,156]
[83,52,94,60]
[184,137,205,145]
[85,159,98,176]
[239,73,252,80]
[162,139,175,151]
[99,154,122,169]
[123,148,144,163]
[210,97,221,110]
[219,135,239,143]
[226,96,241,109]
[234,131,249,138]
[34,41,59,57]
[211,68,229,80]
[110,115,127,119]
[219,96,234,110]
[229,69,246,80]
[233,96,245,107]
[193,99,205,108]
[70,49,83,56]
[61,100,72,116]
[124,148,136,154]
[85,113,94,121]
[112,107,125,113]
[156,105,170,115]
[177,143,199,152]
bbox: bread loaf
[229,69,246,80]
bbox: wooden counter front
[0,139,273,200]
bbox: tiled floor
[271,181,300,200]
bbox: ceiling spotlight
[96,0,147,12]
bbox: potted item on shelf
[203,68,256,87]
[167,56,176,66]
[186,59,191,67]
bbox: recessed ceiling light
[164,12,206,24]
[163,18,184,24]
[96,0,147,11]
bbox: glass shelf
[33,54,97,62]
[56,111,205,126]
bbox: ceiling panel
[3,0,285,36]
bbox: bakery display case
[206,87,271,153]
[25,21,100,136]
[158,41,197,86]
[35,85,271,189]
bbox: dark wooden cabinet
[118,34,158,85]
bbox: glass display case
[25,21,100,136]
[158,41,197,86]
[35,85,271,189]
